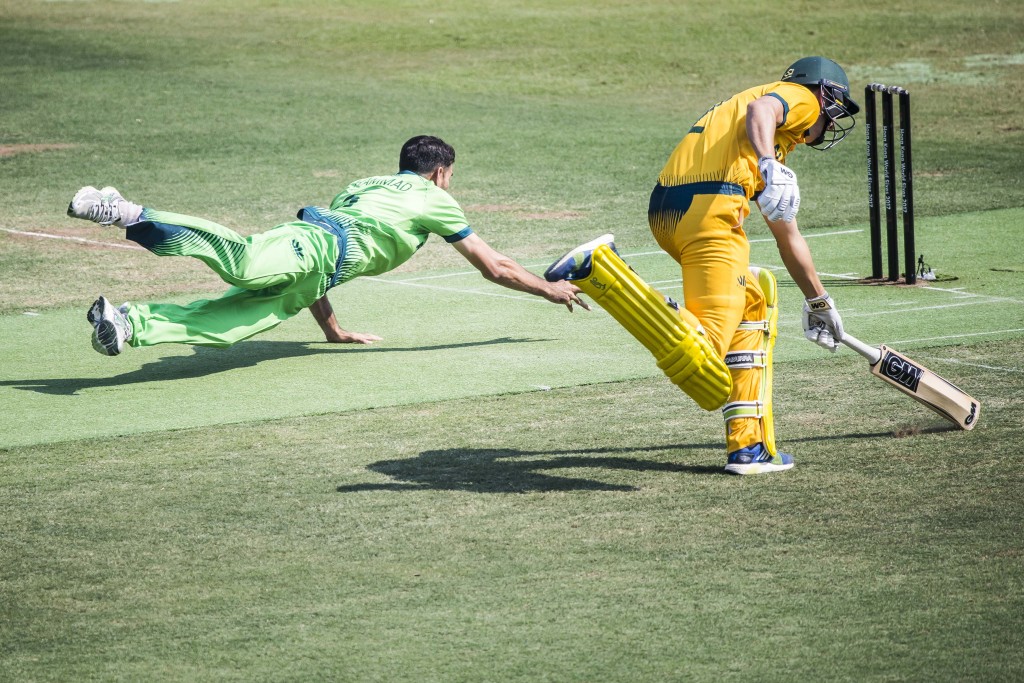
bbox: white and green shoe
[87,295,134,356]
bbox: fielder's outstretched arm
[452,233,590,312]
[309,296,383,344]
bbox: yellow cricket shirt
[658,81,820,198]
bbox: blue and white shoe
[724,443,794,475]
[544,233,617,282]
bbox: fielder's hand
[547,280,591,312]
[802,292,844,352]
[757,157,801,223]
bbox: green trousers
[123,209,340,348]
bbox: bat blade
[841,334,980,430]
[872,345,980,430]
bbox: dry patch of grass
[0,143,78,157]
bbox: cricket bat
[841,333,980,430]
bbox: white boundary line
[0,227,146,251]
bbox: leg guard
[758,267,779,454]
[574,244,732,411]
[722,267,779,454]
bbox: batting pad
[574,245,732,410]
[741,266,778,454]
[756,269,777,455]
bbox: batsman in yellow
[547,57,860,475]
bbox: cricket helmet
[781,56,860,150]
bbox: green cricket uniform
[124,171,473,348]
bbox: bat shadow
[0,336,547,396]
[336,443,725,494]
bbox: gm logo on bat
[879,350,923,392]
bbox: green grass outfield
[2,1,1024,681]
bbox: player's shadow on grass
[336,421,962,493]
[336,444,724,494]
[0,337,545,396]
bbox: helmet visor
[809,82,859,150]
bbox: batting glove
[802,292,844,352]
[757,157,801,223]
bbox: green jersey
[312,171,473,284]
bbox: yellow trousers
[649,185,772,453]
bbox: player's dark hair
[399,135,456,174]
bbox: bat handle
[840,333,882,365]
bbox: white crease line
[883,328,1024,346]
[912,286,1014,300]
[359,226,1022,313]
[923,358,1022,373]
[644,276,1016,311]
[363,277,539,301]
[817,271,863,281]
[748,228,864,245]
[651,265,1023,307]
[784,327,1024,349]
[621,249,671,257]
[633,229,865,252]
[382,274,1015,315]
[813,270,1019,301]
[368,275,1024,340]
[394,269,480,282]
[846,299,1017,316]
[389,230,864,283]
[798,263,1010,297]
[1,228,146,251]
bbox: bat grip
[840,333,882,365]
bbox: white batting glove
[802,292,844,352]
[757,157,801,223]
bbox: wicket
[865,83,916,284]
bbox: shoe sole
[545,233,616,282]
[87,297,105,326]
[724,461,794,475]
[93,320,123,356]
[67,186,130,226]
[88,296,125,355]
[68,186,95,220]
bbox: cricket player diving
[67,136,588,355]
[546,57,859,475]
